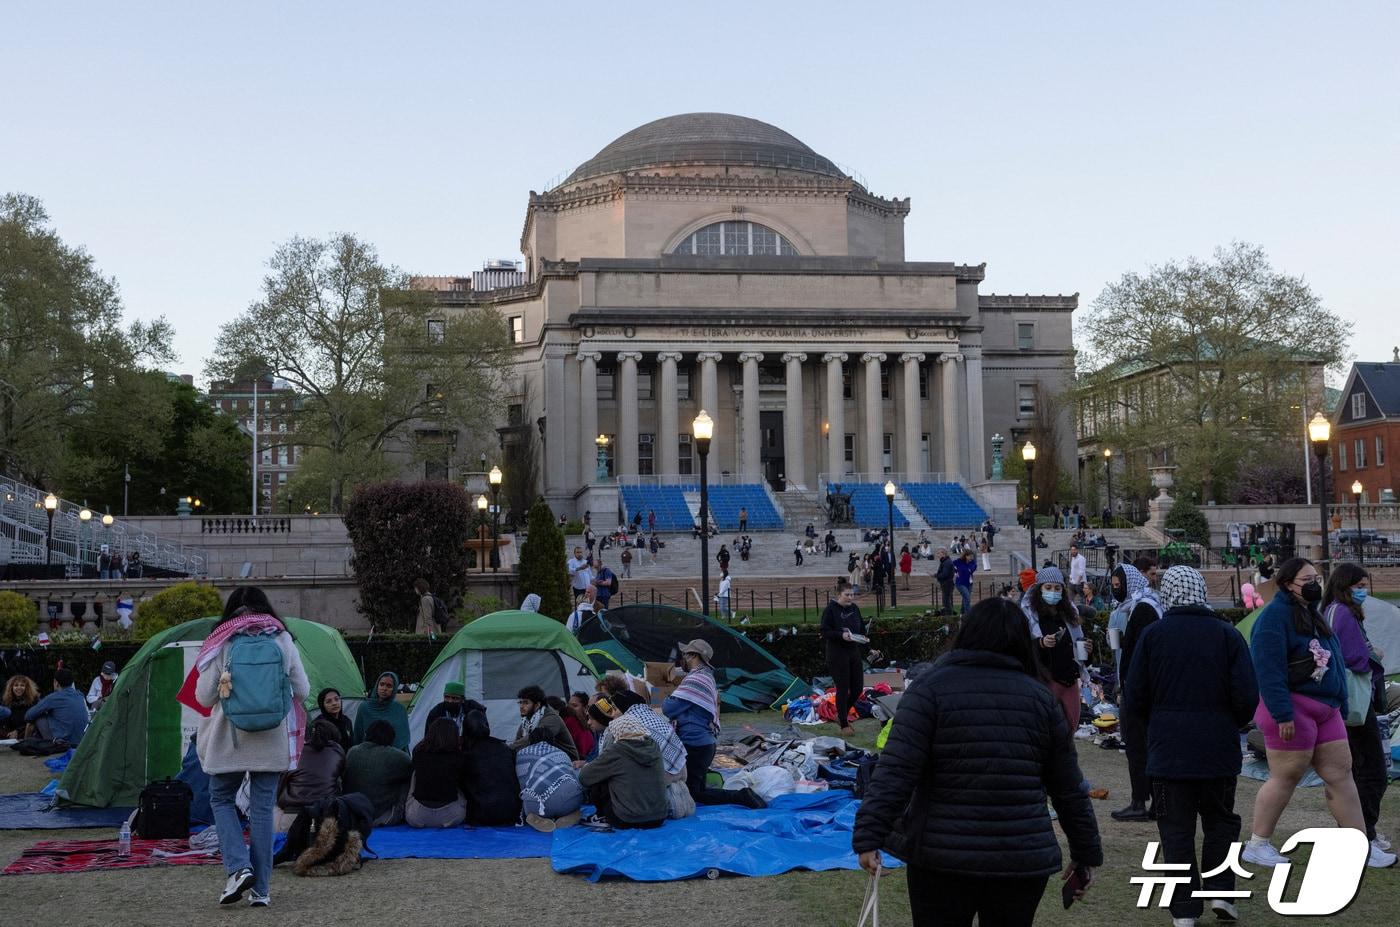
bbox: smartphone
[1061,865,1088,909]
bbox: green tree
[517,497,570,622]
[134,582,224,640]
[0,590,38,642]
[1078,243,1350,501]
[0,193,173,485]
[207,234,511,511]
[1165,497,1211,546]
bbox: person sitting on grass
[275,716,346,830]
[578,713,668,830]
[316,688,355,751]
[663,640,765,809]
[550,694,594,761]
[17,668,89,753]
[591,689,688,783]
[1,674,40,739]
[516,740,583,832]
[510,685,579,760]
[353,671,410,751]
[405,717,467,828]
[460,710,523,826]
[426,682,486,741]
[343,719,413,826]
[86,661,119,711]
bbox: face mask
[1300,580,1323,603]
[1353,587,1369,604]
[1111,582,1127,603]
[1042,589,1063,606]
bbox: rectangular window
[638,370,653,400]
[842,367,853,400]
[427,319,445,343]
[880,369,890,399]
[509,316,524,344]
[1017,383,1037,418]
[277,472,287,485]
[1352,392,1367,418]
[261,472,271,485]
[597,365,615,400]
[1339,441,1347,470]
[844,434,855,465]
[921,434,931,472]
[1377,436,1385,467]
[1017,322,1035,351]
[1355,438,1366,469]
[918,366,929,399]
[678,435,693,475]
[507,403,524,425]
[261,448,272,464]
[278,446,288,466]
[882,434,893,474]
[638,433,654,475]
[722,221,749,255]
[676,369,691,400]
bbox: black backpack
[136,778,193,839]
[431,594,451,630]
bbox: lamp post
[476,494,489,574]
[1308,412,1332,579]
[693,410,714,616]
[883,480,898,607]
[1352,479,1364,566]
[79,507,92,572]
[1103,447,1114,528]
[43,493,58,569]
[1022,442,1037,570]
[489,465,503,573]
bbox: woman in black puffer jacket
[853,597,1102,927]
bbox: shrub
[0,591,38,643]
[343,480,475,632]
[517,497,571,621]
[458,593,505,623]
[562,520,584,536]
[134,582,224,639]
[1165,497,1211,547]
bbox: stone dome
[563,113,846,185]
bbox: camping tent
[576,604,808,711]
[1236,596,1400,679]
[407,610,599,746]
[59,616,365,809]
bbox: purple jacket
[1328,601,1382,686]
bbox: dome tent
[59,615,365,809]
[407,610,600,746]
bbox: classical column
[862,353,886,478]
[697,352,722,468]
[739,352,764,479]
[782,352,807,489]
[577,351,601,485]
[940,353,964,480]
[616,352,642,477]
[656,352,682,476]
[823,352,848,481]
[964,352,987,481]
[544,353,567,493]
[900,353,923,479]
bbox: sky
[3,2,1397,386]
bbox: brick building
[206,373,302,513]
[1331,354,1400,504]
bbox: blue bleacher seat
[619,485,695,532]
[619,483,783,532]
[900,482,987,529]
[706,485,782,531]
[843,483,910,528]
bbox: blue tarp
[551,791,895,882]
[0,792,133,830]
[366,824,554,860]
[43,749,74,774]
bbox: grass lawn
[2,710,1396,925]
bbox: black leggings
[684,743,741,805]
[1348,710,1389,840]
[906,866,1049,927]
[827,646,863,728]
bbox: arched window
[670,220,799,256]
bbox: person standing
[1322,563,1394,863]
[1122,566,1260,925]
[952,549,977,615]
[648,532,659,565]
[619,545,633,579]
[1067,544,1087,600]
[412,578,436,636]
[716,570,732,621]
[1021,566,1081,732]
[1108,562,1164,823]
[935,548,955,616]
[567,545,591,603]
[899,544,913,590]
[190,586,310,907]
[647,509,656,535]
[820,580,873,736]
[738,506,747,532]
[716,544,731,572]
[794,539,804,567]
[853,598,1102,927]
[593,558,617,610]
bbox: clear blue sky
[4,2,1396,383]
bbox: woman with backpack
[191,586,310,907]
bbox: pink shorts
[1254,694,1347,752]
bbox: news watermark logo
[1132,829,1370,916]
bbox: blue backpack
[221,633,291,732]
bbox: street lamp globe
[79,508,92,522]
[1307,412,1331,447]
[488,465,503,487]
[692,410,714,444]
[102,513,114,527]
[883,480,897,500]
[595,433,609,448]
[1103,447,1112,459]
[477,494,489,512]
[43,493,58,511]
[1352,480,1363,496]
[1022,442,1037,463]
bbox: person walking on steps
[1122,566,1260,926]
[1109,562,1164,823]
[186,586,310,908]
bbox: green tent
[406,610,599,745]
[576,604,809,712]
[59,615,365,808]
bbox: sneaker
[1241,841,1289,867]
[1376,832,1393,852]
[525,813,556,833]
[554,810,581,829]
[248,892,270,908]
[219,868,254,905]
[580,814,613,832]
[1172,919,1197,927]
[1367,842,1398,868]
[1110,802,1151,822]
[1210,899,1238,921]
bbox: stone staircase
[773,490,828,532]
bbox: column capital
[616,351,643,363]
[656,351,684,363]
[861,352,887,365]
[899,352,924,365]
[938,352,965,364]
[737,351,765,363]
[781,352,808,364]
[696,351,723,363]
[821,352,849,364]
[577,350,602,363]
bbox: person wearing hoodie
[935,549,955,615]
[343,720,413,826]
[352,672,410,751]
[1107,563,1164,823]
[460,710,522,826]
[316,688,355,751]
[1121,566,1260,926]
[578,713,668,830]
[425,682,486,741]
[1021,566,1081,733]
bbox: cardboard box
[864,669,904,691]
[648,684,676,707]
[645,661,678,687]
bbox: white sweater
[195,632,310,775]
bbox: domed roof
[563,113,846,185]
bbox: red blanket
[2,838,217,876]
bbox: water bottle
[117,822,132,857]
